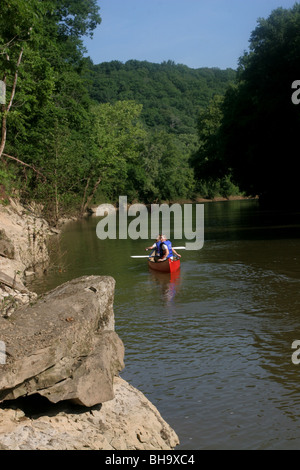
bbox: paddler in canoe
[146,235,181,272]
[145,235,161,258]
[158,235,181,262]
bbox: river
[27,199,300,450]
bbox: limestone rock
[0,199,50,279]
[0,230,15,259]
[0,199,52,317]
[0,271,28,293]
[0,377,179,450]
[0,276,125,407]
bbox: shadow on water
[204,199,300,242]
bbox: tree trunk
[0,114,7,160]
[81,176,102,216]
[80,177,90,216]
[0,48,23,160]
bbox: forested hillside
[0,0,238,224]
[88,60,236,135]
[3,2,296,221]
[85,60,239,204]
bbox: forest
[193,4,300,206]
[1,1,299,224]
[88,60,236,136]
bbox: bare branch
[0,47,24,158]
[2,153,46,180]
[7,47,24,113]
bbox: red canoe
[148,257,180,273]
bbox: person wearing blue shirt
[158,235,181,262]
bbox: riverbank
[0,376,179,450]
[89,194,258,214]
[0,198,179,450]
[0,199,54,316]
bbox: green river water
[27,199,300,450]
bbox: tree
[0,0,46,159]
[220,5,300,202]
[0,0,101,220]
[190,95,241,199]
[80,101,147,213]
[192,95,225,179]
[135,130,196,202]
[88,60,236,136]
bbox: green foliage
[219,4,300,201]
[0,0,102,222]
[0,1,241,215]
[87,60,236,136]
[191,95,225,178]
[0,164,15,199]
[132,130,197,203]
[190,94,242,198]
[190,4,300,202]
[196,176,242,200]
[84,100,147,205]
[86,59,236,203]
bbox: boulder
[0,276,124,407]
[0,377,179,450]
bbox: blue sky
[84,0,298,69]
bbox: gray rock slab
[0,276,124,407]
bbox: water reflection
[148,269,181,305]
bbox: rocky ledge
[0,376,178,450]
[0,199,52,316]
[0,276,124,406]
[0,274,179,450]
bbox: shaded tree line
[0,0,102,223]
[192,4,300,205]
